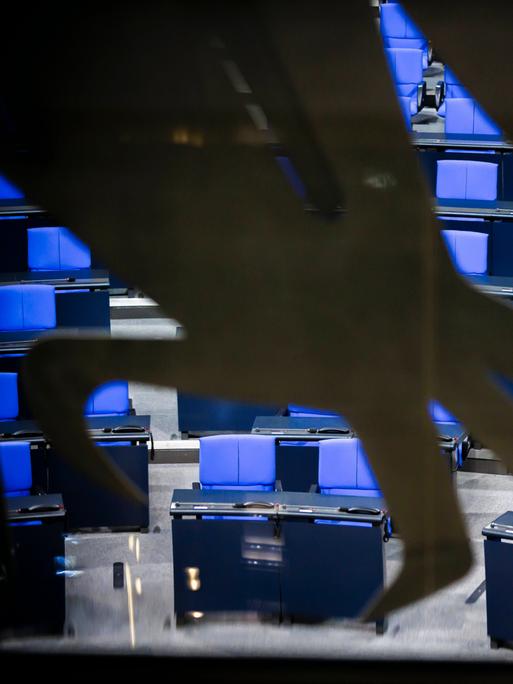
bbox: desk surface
[435,199,513,219]
[171,488,387,524]
[7,493,65,521]
[413,132,513,151]
[482,511,513,540]
[467,275,513,298]
[0,269,110,290]
[252,415,466,446]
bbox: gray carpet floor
[3,467,513,661]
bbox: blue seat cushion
[441,229,488,275]
[0,441,32,495]
[28,226,92,271]
[199,434,275,489]
[0,175,24,200]
[436,160,498,202]
[385,47,423,87]
[318,438,381,495]
[446,98,501,136]
[0,372,18,420]
[201,484,274,492]
[95,441,132,447]
[84,380,130,415]
[0,284,57,331]
[430,401,458,424]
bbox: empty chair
[441,229,488,276]
[436,160,498,202]
[437,66,470,116]
[446,98,501,136]
[380,2,429,68]
[0,284,56,332]
[28,226,91,271]
[318,438,381,498]
[0,441,32,496]
[287,403,340,418]
[0,372,19,420]
[385,48,425,116]
[199,434,276,491]
[0,175,24,200]
[84,381,130,416]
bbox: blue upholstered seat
[429,401,458,424]
[436,160,498,201]
[445,98,501,136]
[441,229,488,275]
[385,47,424,116]
[0,284,57,332]
[318,438,382,498]
[287,403,340,418]
[0,441,32,497]
[84,381,130,416]
[0,372,19,420]
[380,2,429,68]
[199,434,276,491]
[437,66,470,117]
[28,226,91,271]
[0,175,24,200]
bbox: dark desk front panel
[6,495,66,635]
[47,444,149,530]
[172,518,281,619]
[178,393,281,436]
[276,442,319,492]
[56,290,110,330]
[281,521,384,623]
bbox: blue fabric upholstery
[441,229,488,275]
[199,434,276,490]
[380,3,428,68]
[0,284,56,331]
[84,381,130,416]
[318,438,381,496]
[0,441,32,496]
[287,403,340,418]
[0,175,24,200]
[0,372,18,420]
[28,226,91,271]
[436,160,498,201]
[95,441,132,447]
[429,401,458,424]
[438,66,469,117]
[446,98,501,136]
[385,48,423,115]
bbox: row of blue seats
[197,434,382,497]
[0,373,130,420]
[382,3,501,135]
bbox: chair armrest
[309,483,319,494]
[435,80,445,110]
[274,479,283,492]
[192,481,201,490]
[417,81,427,111]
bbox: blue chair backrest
[385,47,423,87]
[0,372,19,420]
[380,2,427,67]
[84,380,130,416]
[436,160,498,202]
[0,175,24,200]
[287,403,340,418]
[0,284,57,332]
[28,226,92,271]
[441,229,488,275]
[199,434,276,491]
[0,441,32,497]
[446,98,501,136]
[318,438,381,497]
[429,401,458,424]
[444,66,469,100]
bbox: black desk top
[435,199,513,219]
[171,488,386,524]
[412,132,512,151]
[467,275,513,298]
[252,416,466,448]
[252,415,352,439]
[0,269,110,290]
[0,414,151,444]
[482,511,513,540]
[0,202,45,216]
[6,493,65,521]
